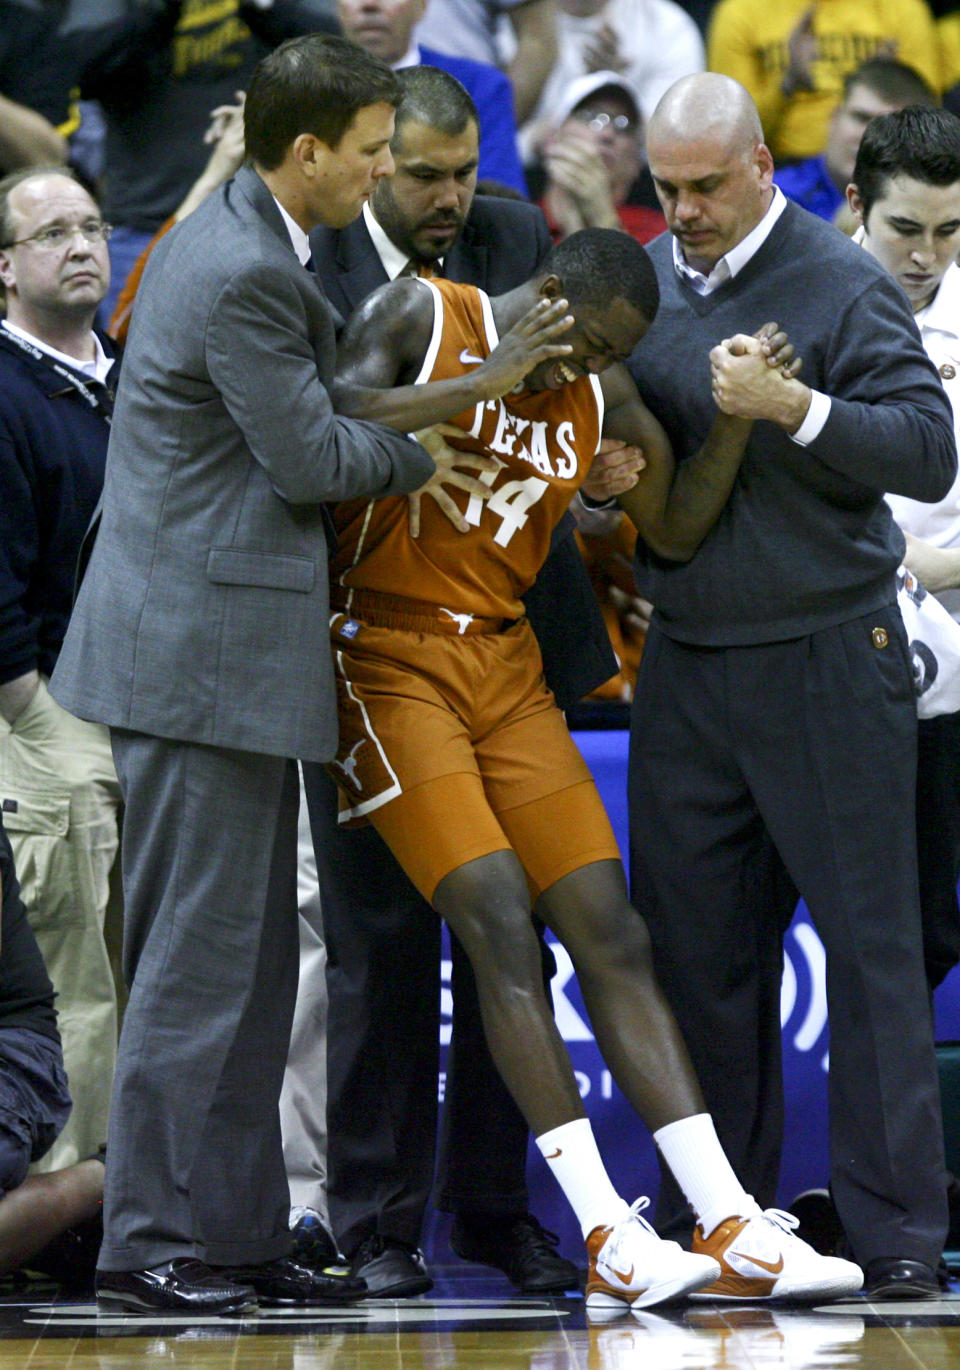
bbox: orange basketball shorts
[329,608,620,902]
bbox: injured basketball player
[325,227,863,1310]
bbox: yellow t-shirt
[940,13,960,93]
[708,0,941,161]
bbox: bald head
[646,74,774,273]
[648,74,763,163]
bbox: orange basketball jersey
[331,278,605,621]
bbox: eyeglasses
[573,109,636,135]
[1,221,113,250]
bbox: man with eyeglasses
[0,165,121,1178]
[536,72,665,243]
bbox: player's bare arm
[333,278,574,431]
[604,324,800,561]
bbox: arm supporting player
[607,325,801,562]
[333,278,574,430]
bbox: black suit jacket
[311,197,616,708]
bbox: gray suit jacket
[52,165,432,762]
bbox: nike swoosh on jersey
[459,348,485,366]
[544,1147,563,1160]
[727,1249,785,1277]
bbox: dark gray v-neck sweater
[629,201,957,647]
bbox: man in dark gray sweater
[627,72,958,1301]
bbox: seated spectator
[0,814,104,1287]
[707,0,941,163]
[414,0,558,123]
[532,72,666,241]
[337,0,528,193]
[518,0,704,162]
[775,57,937,224]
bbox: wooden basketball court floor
[3,1265,960,1370]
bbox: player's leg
[512,798,863,1306]
[430,841,722,1310]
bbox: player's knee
[445,904,543,999]
[583,901,655,979]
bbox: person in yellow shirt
[708,0,941,162]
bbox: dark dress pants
[99,732,300,1271]
[628,611,948,1268]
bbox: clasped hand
[709,322,806,425]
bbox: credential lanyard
[0,326,113,424]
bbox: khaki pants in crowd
[0,678,122,1170]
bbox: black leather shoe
[450,1212,580,1293]
[864,1257,940,1300]
[348,1234,433,1296]
[95,1258,257,1313]
[219,1255,366,1305]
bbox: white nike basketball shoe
[690,1206,863,1301]
[586,1198,721,1311]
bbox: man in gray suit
[49,35,439,1315]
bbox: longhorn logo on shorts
[334,739,365,786]
[439,607,476,635]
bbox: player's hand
[583,438,646,501]
[709,334,811,430]
[408,425,501,537]
[474,297,574,400]
[752,321,803,378]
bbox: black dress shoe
[95,1258,257,1313]
[450,1212,580,1293]
[219,1255,366,1305]
[348,1234,433,1296]
[864,1257,940,1300]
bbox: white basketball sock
[536,1117,631,1238]
[653,1112,756,1238]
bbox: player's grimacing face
[371,118,480,262]
[526,295,649,392]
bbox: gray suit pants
[99,731,300,1271]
